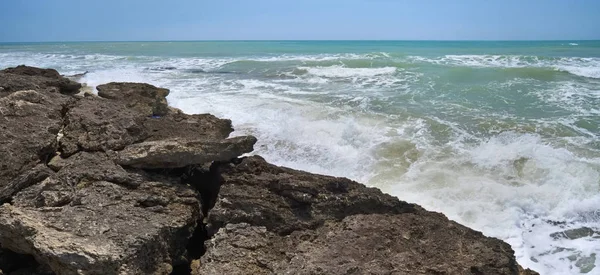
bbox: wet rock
[114,136,257,169]
[519,265,540,275]
[0,65,81,95]
[96,82,170,116]
[0,152,200,275]
[0,90,73,199]
[575,253,596,274]
[196,156,532,274]
[64,71,88,82]
[550,227,599,240]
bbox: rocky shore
[0,66,538,274]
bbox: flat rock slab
[143,112,234,142]
[114,136,257,169]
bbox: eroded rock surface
[59,96,149,156]
[0,65,81,95]
[0,90,73,198]
[196,156,538,275]
[115,136,257,169]
[0,66,257,274]
[96,82,170,116]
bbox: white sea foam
[385,130,600,274]
[301,65,397,78]
[533,82,600,116]
[557,65,600,79]
[409,55,600,79]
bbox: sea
[1,41,599,274]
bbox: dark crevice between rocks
[170,158,244,275]
[0,247,54,275]
[55,99,77,157]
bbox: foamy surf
[409,54,600,79]
[300,66,397,78]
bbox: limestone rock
[208,156,416,234]
[114,136,257,169]
[196,156,532,274]
[0,65,81,95]
[0,164,54,203]
[59,96,149,156]
[0,90,73,196]
[59,96,239,158]
[96,82,170,116]
[143,112,234,142]
[0,152,200,275]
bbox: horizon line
[1,39,599,44]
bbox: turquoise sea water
[1,41,599,274]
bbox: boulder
[0,152,200,275]
[114,136,257,169]
[2,66,61,78]
[59,96,241,158]
[96,82,170,116]
[208,156,416,234]
[0,90,73,197]
[195,156,534,274]
[199,215,520,275]
[0,65,81,95]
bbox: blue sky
[1,0,599,42]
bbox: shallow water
[1,41,599,274]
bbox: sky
[0,0,599,42]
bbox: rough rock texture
[0,66,538,275]
[0,153,200,275]
[196,156,538,275]
[114,136,257,169]
[0,66,257,274]
[96,82,170,116]
[0,66,81,95]
[59,96,150,156]
[59,94,240,158]
[142,111,234,142]
[0,90,73,198]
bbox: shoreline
[0,65,539,274]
